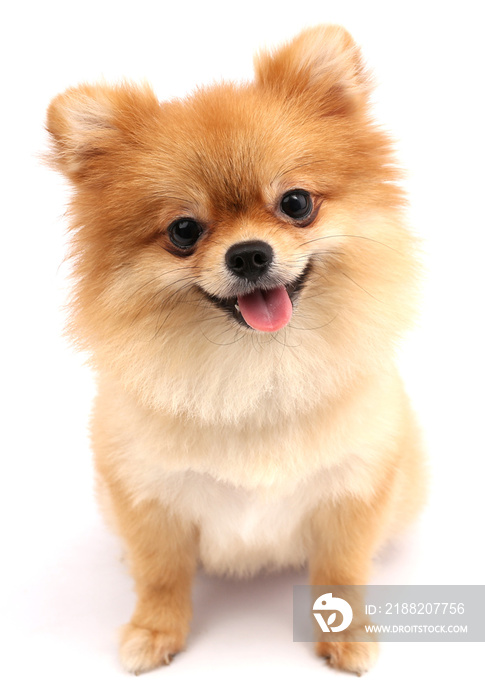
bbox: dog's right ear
[46,83,160,183]
[254,25,370,117]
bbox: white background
[2,1,484,698]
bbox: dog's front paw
[119,623,186,674]
[316,638,379,675]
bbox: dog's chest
[159,470,330,576]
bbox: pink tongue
[237,286,292,332]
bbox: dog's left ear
[254,25,370,116]
[46,82,160,183]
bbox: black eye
[168,218,203,248]
[280,190,313,220]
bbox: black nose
[225,241,274,282]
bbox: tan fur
[47,25,426,674]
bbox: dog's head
[47,26,420,423]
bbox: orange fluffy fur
[47,25,426,675]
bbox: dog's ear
[46,83,160,182]
[254,25,370,116]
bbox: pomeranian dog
[47,25,425,675]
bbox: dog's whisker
[200,328,244,346]
[298,233,401,254]
[289,313,339,332]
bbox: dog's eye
[280,190,313,220]
[169,218,203,249]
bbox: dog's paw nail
[316,639,379,674]
[120,623,184,674]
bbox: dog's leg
[308,484,391,675]
[104,480,198,674]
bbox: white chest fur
[157,471,314,575]
[95,372,400,576]
[148,463,365,576]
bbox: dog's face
[47,27,419,423]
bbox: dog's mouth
[201,262,312,332]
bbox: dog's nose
[225,241,274,281]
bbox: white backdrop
[2,1,484,698]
